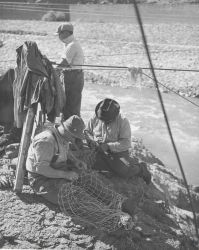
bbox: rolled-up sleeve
[107,118,131,152]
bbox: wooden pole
[14,105,37,193]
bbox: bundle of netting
[58,172,132,232]
[76,147,97,170]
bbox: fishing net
[76,147,97,170]
[58,171,133,232]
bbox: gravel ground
[0,141,199,250]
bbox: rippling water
[82,83,199,185]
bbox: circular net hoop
[58,172,130,232]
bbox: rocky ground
[0,138,199,250]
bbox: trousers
[92,150,141,179]
[61,70,84,120]
[28,161,137,216]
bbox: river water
[82,83,199,185]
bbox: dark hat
[95,98,120,123]
[55,23,73,35]
[62,115,85,139]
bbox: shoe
[138,162,151,185]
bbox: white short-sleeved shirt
[62,35,84,70]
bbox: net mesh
[76,147,97,170]
[58,171,132,232]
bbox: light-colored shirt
[86,113,132,153]
[62,35,84,70]
[26,127,69,173]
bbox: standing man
[55,23,84,120]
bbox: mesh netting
[58,171,132,232]
[76,147,97,170]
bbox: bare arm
[34,164,78,181]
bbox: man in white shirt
[55,23,84,120]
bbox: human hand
[66,171,79,181]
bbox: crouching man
[26,115,87,204]
[26,114,138,220]
[85,98,151,185]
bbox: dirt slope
[0,139,198,250]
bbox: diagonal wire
[52,62,199,73]
[133,0,199,240]
[142,72,199,108]
[50,61,199,108]
[0,58,199,108]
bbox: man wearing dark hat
[55,23,84,120]
[85,98,151,185]
[25,115,138,222]
[26,115,87,204]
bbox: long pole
[133,0,199,240]
[14,105,37,193]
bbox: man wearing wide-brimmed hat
[55,22,84,121]
[85,98,151,185]
[26,115,86,204]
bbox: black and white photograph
[0,0,199,249]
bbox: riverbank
[0,18,199,97]
[0,138,199,249]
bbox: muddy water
[82,83,199,185]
